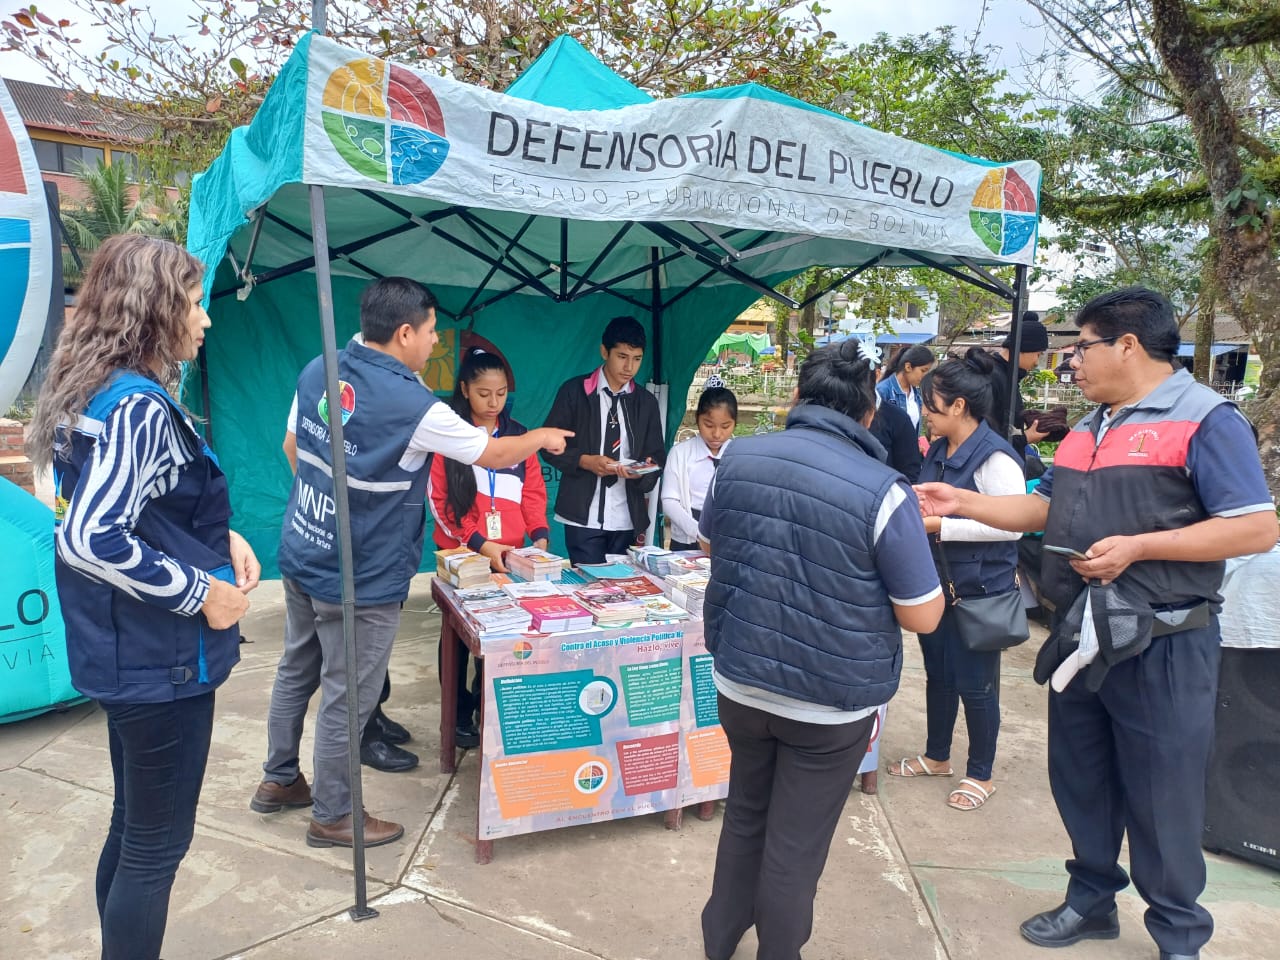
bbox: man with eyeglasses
[915,287,1276,960]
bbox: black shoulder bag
[934,539,1030,652]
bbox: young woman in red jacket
[428,348,550,746]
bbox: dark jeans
[96,692,215,960]
[702,695,875,960]
[668,539,698,552]
[436,636,483,727]
[918,608,1001,781]
[563,525,634,566]
[1050,625,1220,954]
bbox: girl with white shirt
[662,385,737,550]
[888,348,1023,812]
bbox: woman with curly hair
[28,234,259,960]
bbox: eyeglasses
[1069,335,1119,358]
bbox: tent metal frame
[259,4,1034,919]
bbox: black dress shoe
[371,710,411,744]
[1020,902,1119,947]
[1159,953,1198,960]
[455,721,480,749]
[360,739,419,772]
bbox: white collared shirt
[558,367,634,532]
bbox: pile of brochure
[505,546,564,581]
[664,571,709,619]
[435,547,491,588]
[452,584,533,636]
[517,594,595,633]
[574,582,646,626]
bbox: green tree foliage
[58,160,184,285]
[1030,0,1280,496]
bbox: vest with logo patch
[278,339,439,605]
[1041,369,1229,610]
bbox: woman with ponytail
[887,347,1023,811]
[428,348,549,746]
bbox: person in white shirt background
[662,382,737,550]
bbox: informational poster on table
[477,619,730,839]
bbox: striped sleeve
[55,394,211,615]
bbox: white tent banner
[302,36,1041,265]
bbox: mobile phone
[1043,544,1090,561]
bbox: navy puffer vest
[703,404,904,712]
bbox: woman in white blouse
[888,348,1023,812]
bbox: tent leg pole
[1006,263,1028,442]
[308,183,377,923]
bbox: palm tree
[59,160,185,286]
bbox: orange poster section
[488,750,612,820]
[685,727,731,788]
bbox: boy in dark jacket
[543,316,666,564]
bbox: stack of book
[640,594,687,622]
[435,547,492,588]
[453,585,533,636]
[575,561,638,580]
[574,583,646,626]
[505,547,565,582]
[501,580,564,601]
[664,571,709,619]
[607,574,665,599]
[518,594,595,633]
[627,545,673,575]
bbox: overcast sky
[2,0,1071,91]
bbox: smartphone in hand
[1043,544,1090,561]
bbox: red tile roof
[3,78,153,142]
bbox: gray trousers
[262,578,401,824]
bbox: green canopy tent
[188,31,1041,575]
[705,331,775,364]
[186,24,1041,903]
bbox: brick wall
[0,418,35,495]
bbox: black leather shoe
[360,739,419,772]
[371,710,411,744]
[1159,953,1198,960]
[455,721,480,749]
[1020,902,1119,947]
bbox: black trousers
[702,695,875,960]
[359,672,392,745]
[1049,624,1221,954]
[563,525,634,566]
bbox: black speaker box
[1202,647,1280,872]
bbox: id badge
[485,511,503,540]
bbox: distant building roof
[3,78,153,142]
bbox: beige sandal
[888,754,954,778]
[947,778,995,810]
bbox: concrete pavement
[2,577,1277,960]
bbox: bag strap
[933,534,960,603]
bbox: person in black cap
[989,311,1049,455]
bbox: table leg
[860,770,878,795]
[696,801,717,821]
[439,612,459,775]
[663,807,684,830]
[475,838,494,864]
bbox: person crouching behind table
[661,381,736,551]
[27,234,261,960]
[887,349,1024,812]
[698,338,944,960]
[428,348,551,748]
[542,316,666,565]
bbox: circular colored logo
[969,167,1037,257]
[573,760,609,795]
[512,640,533,660]
[321,57,450,185]
[317,380,356,426]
